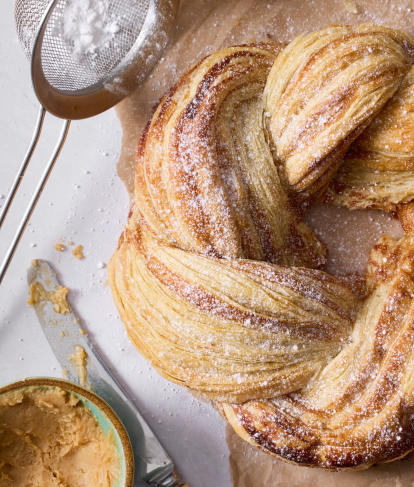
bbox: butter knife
[27,259,186,487]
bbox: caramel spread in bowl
[0,386,122,487]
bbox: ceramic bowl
[0,377,134,487]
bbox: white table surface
[0,2,232,486]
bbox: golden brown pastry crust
[109,219,354,403]
[134,43,326,268]
[265,24,414,208]
[109,25,414,471]
[398,201,414,233]
[222,235,414,470]
[328,66,414,212]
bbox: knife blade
[27,259,183,487]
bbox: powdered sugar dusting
[61,0,122,59]
[305,203,404,275]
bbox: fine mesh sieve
[0,0,179,284]
[16,0,178,118]
[15,0,49,60]
[16,0,150,75]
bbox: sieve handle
[0,105,46,229]
[0,112,70,284]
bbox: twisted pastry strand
[110,219,354,402]
[134,43,326,268]
[327,65,414,216]
[222,235,414,470]
[265,24,414,208]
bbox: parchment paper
[114,0,414,484]
[226,422,414,487]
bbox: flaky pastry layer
[222,235,414,470]
[328,65,414,213]
[134,43,326,268]
[265,24,414,208]
[109,218,354,403]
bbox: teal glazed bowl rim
[0,377,134,487]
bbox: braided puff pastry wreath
[109,24,414,470]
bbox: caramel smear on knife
[27,282,70,315]
[70,345,88,388]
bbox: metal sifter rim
[30,0,179,120]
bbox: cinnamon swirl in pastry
[264,24,414,208]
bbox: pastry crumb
[67,240,73,246]
[72,245,85,260]
[54,243,66,252]
[31,259,38,267]
[342,0,358,13]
